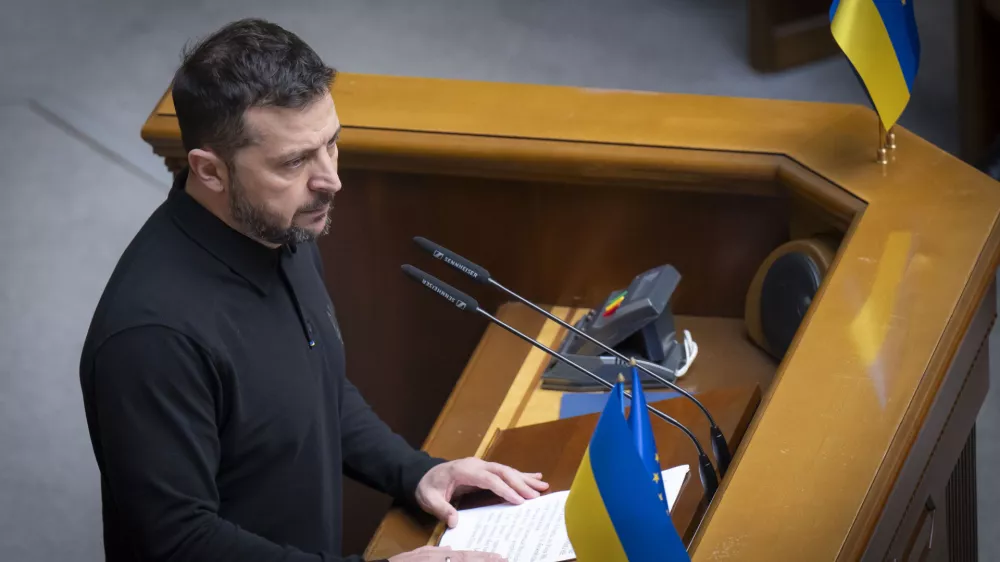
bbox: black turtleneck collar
[166,167,283,295]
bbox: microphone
[413,236,732,477]
[401,263,720,501]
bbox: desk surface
[142,73,1000,560]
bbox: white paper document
[438,465,690,562]
[660,464,690,510]
[439,490,575,562]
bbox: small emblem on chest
[325,304,343,344]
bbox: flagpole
[877,120,890,164]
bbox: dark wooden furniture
[747,0,839,73]
[959,0,1000,164]
[141,73,1000,560]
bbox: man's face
[225,93,342,246]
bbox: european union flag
[830,0,921,130]
[564,382,690,562]
[627,365,669,508]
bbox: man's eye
[286,157,305,168]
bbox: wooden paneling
[329,169,793,318]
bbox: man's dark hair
[171,18,336,160]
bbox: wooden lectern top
[141,74,1000,561]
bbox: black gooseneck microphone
[400,263,720,501]
[412,236,732,477]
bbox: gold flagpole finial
[628,357,637,366]
[617,373,626,384]
[877,120,890,165]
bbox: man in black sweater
[79,18,546,562]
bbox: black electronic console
[541,264,686,391]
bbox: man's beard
[228,174,333,246]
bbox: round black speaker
[758,252,823,358]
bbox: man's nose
[310,150,342,193]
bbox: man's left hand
[415,458,549,528]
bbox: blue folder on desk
[559,391,681,419]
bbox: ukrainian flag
[564,381,690,562]
[829,0,921,130]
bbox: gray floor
[0,0,995,560]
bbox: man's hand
[415,458,549,528]
[387,545,505,561]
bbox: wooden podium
[141,74,1000,561]
[370,305,768,559]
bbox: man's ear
[188,148,229,194]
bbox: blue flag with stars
[627,365,669,507]
[564,379,690,561]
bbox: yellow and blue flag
[829,0,921,130]
[564,381,690,562]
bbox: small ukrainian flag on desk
[563,368,690,562]
[829,0,921,131]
